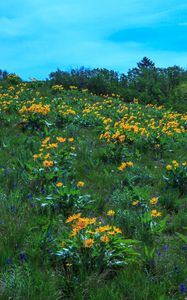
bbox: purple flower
[7,257,13,265]
[179,284,186,294]
[20,252,27,262]
[27,193,32,200]
[163,245,169,251]
[3,169,9,176]
[41,188,46,194]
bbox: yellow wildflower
[33,154,41,160]
[166,165,172,171]
[150,197,158,205]
[118,162,127,171]
[132,200,140,206]
[107,210,115,217]
[56,137,66,143]
[44,153,50,159]
[83,238,94,248]
[66,213,82,223]
[56,182,63,187]
[113,226,122,234]
[151,209,162,217]
[77,181,85,187]
[126,161,134,167]
[119,135,126,142]
[172,160,179,168]
[43,160,54,167]
[100,235,110,243]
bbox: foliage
[0,79,187,299]
[48,58,187,111]
[164,161,187,194]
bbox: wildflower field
[0,80,187,299]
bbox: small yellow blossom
[56,182,63,187]
[33,154,41,160]
[119,135,126,142]
[77,181,85,187]
[113,226,122,234]
[166,165,172,171]
[83,238,94,248]
[100,235,110,243]
[43,160,54,167]
[155,144,160,149]
[172,160,179,168]
[151,209,162,218]
[66,213,82,223]
[44,153,50,159]
[56,137,66,143]
[132,200,140,206]
[126,161,134,167]
[107,210,115,217]
[150,197,158,205]
[118,162,127,171]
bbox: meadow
[0,77,187,299]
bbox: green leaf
[176,232,187,243]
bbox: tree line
[48,57,187,110]
[1,57,187,111]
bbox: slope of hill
[0,82,187,299]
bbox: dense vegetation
[48,57,187,111]
[1,57,187,111]
[0,60,187,299]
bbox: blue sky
[0,0,187,79]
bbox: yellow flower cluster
[19,103,50,115]
[118,161,133,171]
[99,103,187,145]
[166,160,187,171]
[52,85,64,91]
[64,214,123,244]
[32,135,75,170]
[66,213,82,223]
[43,160,54,167]
[0,100,13,111]
[70,217,97,236]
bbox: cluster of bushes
[0,71,22,86]
[48,57,187,110]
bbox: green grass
[0,83,187,299]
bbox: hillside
[0,82,187,299]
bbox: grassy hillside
[0,82,187,299]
